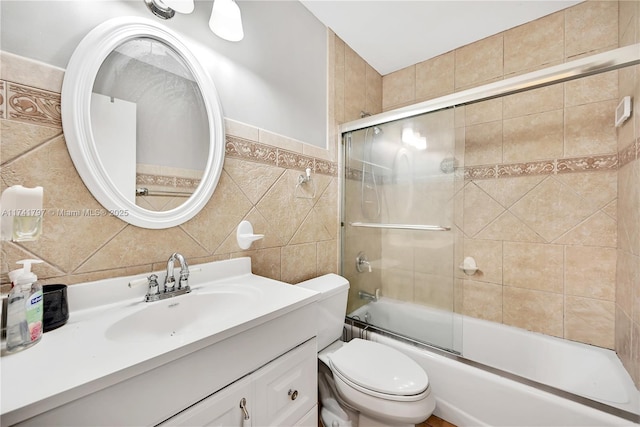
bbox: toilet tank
[297,274,349,351]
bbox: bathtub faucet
[358,289,380,302]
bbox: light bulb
[209,0,244,42]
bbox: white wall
[0,0,328,148]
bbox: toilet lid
[328,339,429,396]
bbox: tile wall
[616,0,640,389]
[376,0,639,386]
[329,31,385,311]
[0,48,344,288]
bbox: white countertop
[0,257,318,425]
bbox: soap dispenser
[5,259,44,353]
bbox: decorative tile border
[136,173,200,190]
[0,81,5,119]
[556,154,618,174]
[346,152,622,182]
[225,134,338,177]
[225,135,278,166]
[619,138,639,168]
[4,81,61,128]
[464,153,619,180]
[277,148,314,171]
[465,165,497,180]
[498,160,555,178]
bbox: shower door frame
[341,44,640,135]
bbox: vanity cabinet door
[252,339,317,426]
[159,376,253,427]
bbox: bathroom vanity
[0,258,319,426]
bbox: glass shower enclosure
[342,107,463,354]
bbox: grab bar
[136,188,193,197]
[349,222,451,231]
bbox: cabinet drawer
[158,375,252,427]
[253,338,317,426]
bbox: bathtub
[349,297,640,426]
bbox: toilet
[298,274,435,427]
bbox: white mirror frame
[61,16,225,229]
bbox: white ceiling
[300,0,582,75]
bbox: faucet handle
[148,274,160,295]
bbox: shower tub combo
[349,298,639,426]
[340,45,640,426]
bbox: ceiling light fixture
[144,0,244,42]
[209,0,244,42]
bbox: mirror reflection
[91,37,209,212]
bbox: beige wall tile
[503,241,564,293]
[504,11,565,76]
[232,247,281,281]
[224,118,259,141]
[1,120,61,165]
[465,98,502,126]
[565,246,616,300]
[619,1,639,47]
[565,1,619,59]
[554,211,617,248]
[503,110,564,163]
[565,70,618,107]
[455,34,504,89]
[334,35,346,124]
[464,121,503,166]
[281,243,317,283]
[503,286,564,337]
[382,230,415,271]
[345,44,367,122]
[475,211,546,243]
[414,239,454,278]
[381,267,414,301]
[510,177,596,242]
[365,63,383,116]
[462,279,503,322]
[414,273,454,311]
[503,84,564,119]
[475,176,544,209]
[460,239,502,284]
[616,249,637,317]
[415,51,455,101]
[223,158,285,205]
[618,162,640,256]
[555,171,617,212]
[317,239,338,275]
[632,321,640,387]
[382,65,415,110]
[463,182,505,237]
[565,296,615,348]
[0,51,64,92]
[616,306,634,380]
[290,210,332,244]
[256,170,314,244]
[78,225,208,273]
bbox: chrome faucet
[356,251,372,273]
[358,289,380,302]
[165,252,190,292]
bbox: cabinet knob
[288,389,298,401]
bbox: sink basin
[105,285,261,342]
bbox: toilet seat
[328,338,429,401]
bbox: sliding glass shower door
[342,107,463,354]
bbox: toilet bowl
[298,274,435,427]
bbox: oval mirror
[61,16,225,229]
